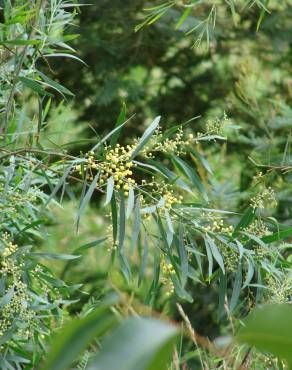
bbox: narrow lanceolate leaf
[126,187,135,219]
[91,115,134,152]
[218,271,227,318]
[261,227,292,244]
[131,199,141,253]
[37,71,74,97]
[178,225,188,286]
[105,176,114,206]
[175,7,191,29]
[87,317,178,370]
[165,208,174,246]
[30,253,80,260]
[0,39,42,45]
[45,163,74,206]
[237,304,292,365]
[242,258,255,289]
[118,192,126,250]
[43,297,118,370]
[19,76,53,97]
[76,171,100,227]
[172,155,208,201]
[204,239,213,278]
[138,235,149,286]
[229,264,242,312]
[111,193,118,244]
[75,237,107,252]
[206,236,225,274]
[110,103,127,147]
[43,53,87,65]
[147,159,193,194]
[131,116,161,159]
[233,207,255,237]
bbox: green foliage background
[0,0,291,369]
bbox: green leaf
[242,258,255,289]
[147,159,193,194]
[76,171,100,228]
[218,271,227,318]
[172,155,208,201]
[118,192,126,250]
[75,237,107,252]
[0,39,41,45]
[131,116,161,159]
[87,317,178,370]
[43,297,118,370]
[138,235,149,286]
[177,225,188,286]
[19,76,53,97]
[45,163,74,206]
[237,304,292,365]
[91,116,132,151]
[206,236,225,274]
[110,103,127,147]
[131,199,141,253]
[111,193,118,244]
[43,53,87,65]
[204,239,213,278]
[233,207,255,237]
[230,264,242,312]
[126,187,135,219]
[261,227,292,244]
[105,176,115,206]
[30,253,80,260]
[175,7,192,29]
[37,71,74,97]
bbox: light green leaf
[43,297,118,370]
[87,317,178,370]
[131,116,161,159]
[237,304,292,365]
[105,176,114,206]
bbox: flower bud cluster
[154,127,187,154]
[203,218,233,235]
[74,144,137,197]
[219,244,239,272]
[266,275,292,303]
[195,113,230,140]
[245,219,271,238]
[163,191,183,209]
[0,236,34,338]
[250,187,277,209]
[161,259,175,296]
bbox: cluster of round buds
[191,113,229,142]
[219,244,238,272]
[161,259,176,275]
[154,128,186,154]
[266,275,292,303]
[245,219,271,238]
[74,151,98,176]
[161,259,175,296]
[161,277,175,296]
[203,219,233,235]
[2,241,17,258]
[163,191,183,209]
[99,144,137,197]
[250,187,277,209]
